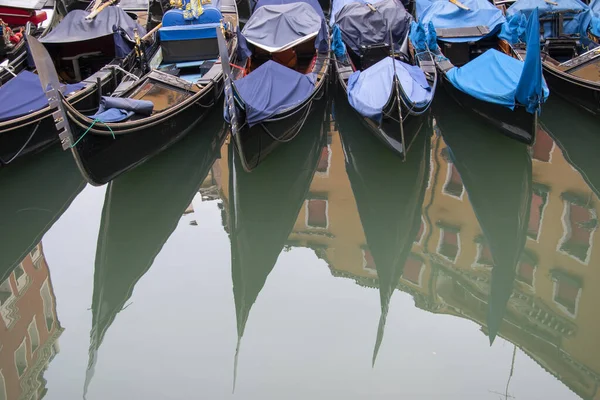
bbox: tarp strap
[71,118,116,148]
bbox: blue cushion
[162,7,222,27]
[159,23,220,41]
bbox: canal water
[1,92,599,399]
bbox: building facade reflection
[0,243,62,400]
[215,115,600,399]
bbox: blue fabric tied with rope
[410,21,427,52]
[91,96,154,123]
[332,25,346,58]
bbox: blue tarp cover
[505,0,590,39]
[91,96,154,123]
[159,23,220,41]
[40,7,145,44]
[592,0,600,36]
[410,21,427,52]
[416,0,505,42]
[446,49,548,111]
[254,0,325,18]
[330,0,365,26]
[0,71,84,122]
[234,60,315,126]
[334,0,412,55]
[347,56,432,121]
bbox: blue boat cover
[40,7,145,44]
[592,0,600,36]
[504,0,591,39]
[446,50,548,111]
[334,0,412,54]
[162,5,222,27]
[332,24,346,58]
[0,71,84,122]
[416,0,505,42]
[347,56,432,121]
[91,96,154,123]
[254,0,325,18]
[242,2,327,53]
[234,60,315,126]
[330,0,365,26]
[515,8,548,113]
[410,21,427,52]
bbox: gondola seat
[159,22,221,62]
[161,6,223,27]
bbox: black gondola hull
[441,73,537,145]
[542,63,600,117]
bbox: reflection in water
[0,148,85,282]
[338,100,432,364]
[434,92,533,344]
[84,111,228,395]
[226,101,329,387]
[0,243,62,400]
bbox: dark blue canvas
[40,7,145,44]
[0,71,84,122]
[91,96,154,123]
[234,60,315,126]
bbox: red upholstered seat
[0,7,47,26]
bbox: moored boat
[337,96,431,362]
[219,0,330,171]
[433,90,533,344]
[417,0,548,144]
[27,0,238,185]
[504,0,600,116]
[331,0,436,158]
[0,4,149,166]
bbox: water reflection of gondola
[229,101,328,384]
[0,148,85,281]
[338,98,432,363]
[433,91,533,344]
[84,111,227,395]
[540,95,600,198]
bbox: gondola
[0,4,150,166]
[0,146,85,283]
[27,0,239,185]
[504,0,600,116]
[433,90,533,344]
[83,110,227,396]
[337,97,431,363]
[219,0,330,171]
[416,0,548,144]
[0,0,63,84]
[229,100,327,385]
[540,95,600,197]
[331,0,436,158]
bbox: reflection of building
[214,120,600,399]
[289,121,600,399]
[0,243,63,400]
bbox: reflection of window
[552,270,582,317]
[30,244,43,269]
[414,217,426,244]
[40,280,54,332]
[28,319,40,354]
[473,239,493,268]
[528,186,549,241]
[0,370,6,400]
[13,264,29,294]
[305,196,328,229]
[14,339,27,377]
[437,223,460,262]
[559,194,597,263]
[362,248,376,275]
[402,256,424,286]
[443,163,464,198]
[533,129,554,162]
[316,145,331,175]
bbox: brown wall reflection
[0,244,63,400]
[213,121,600,399]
